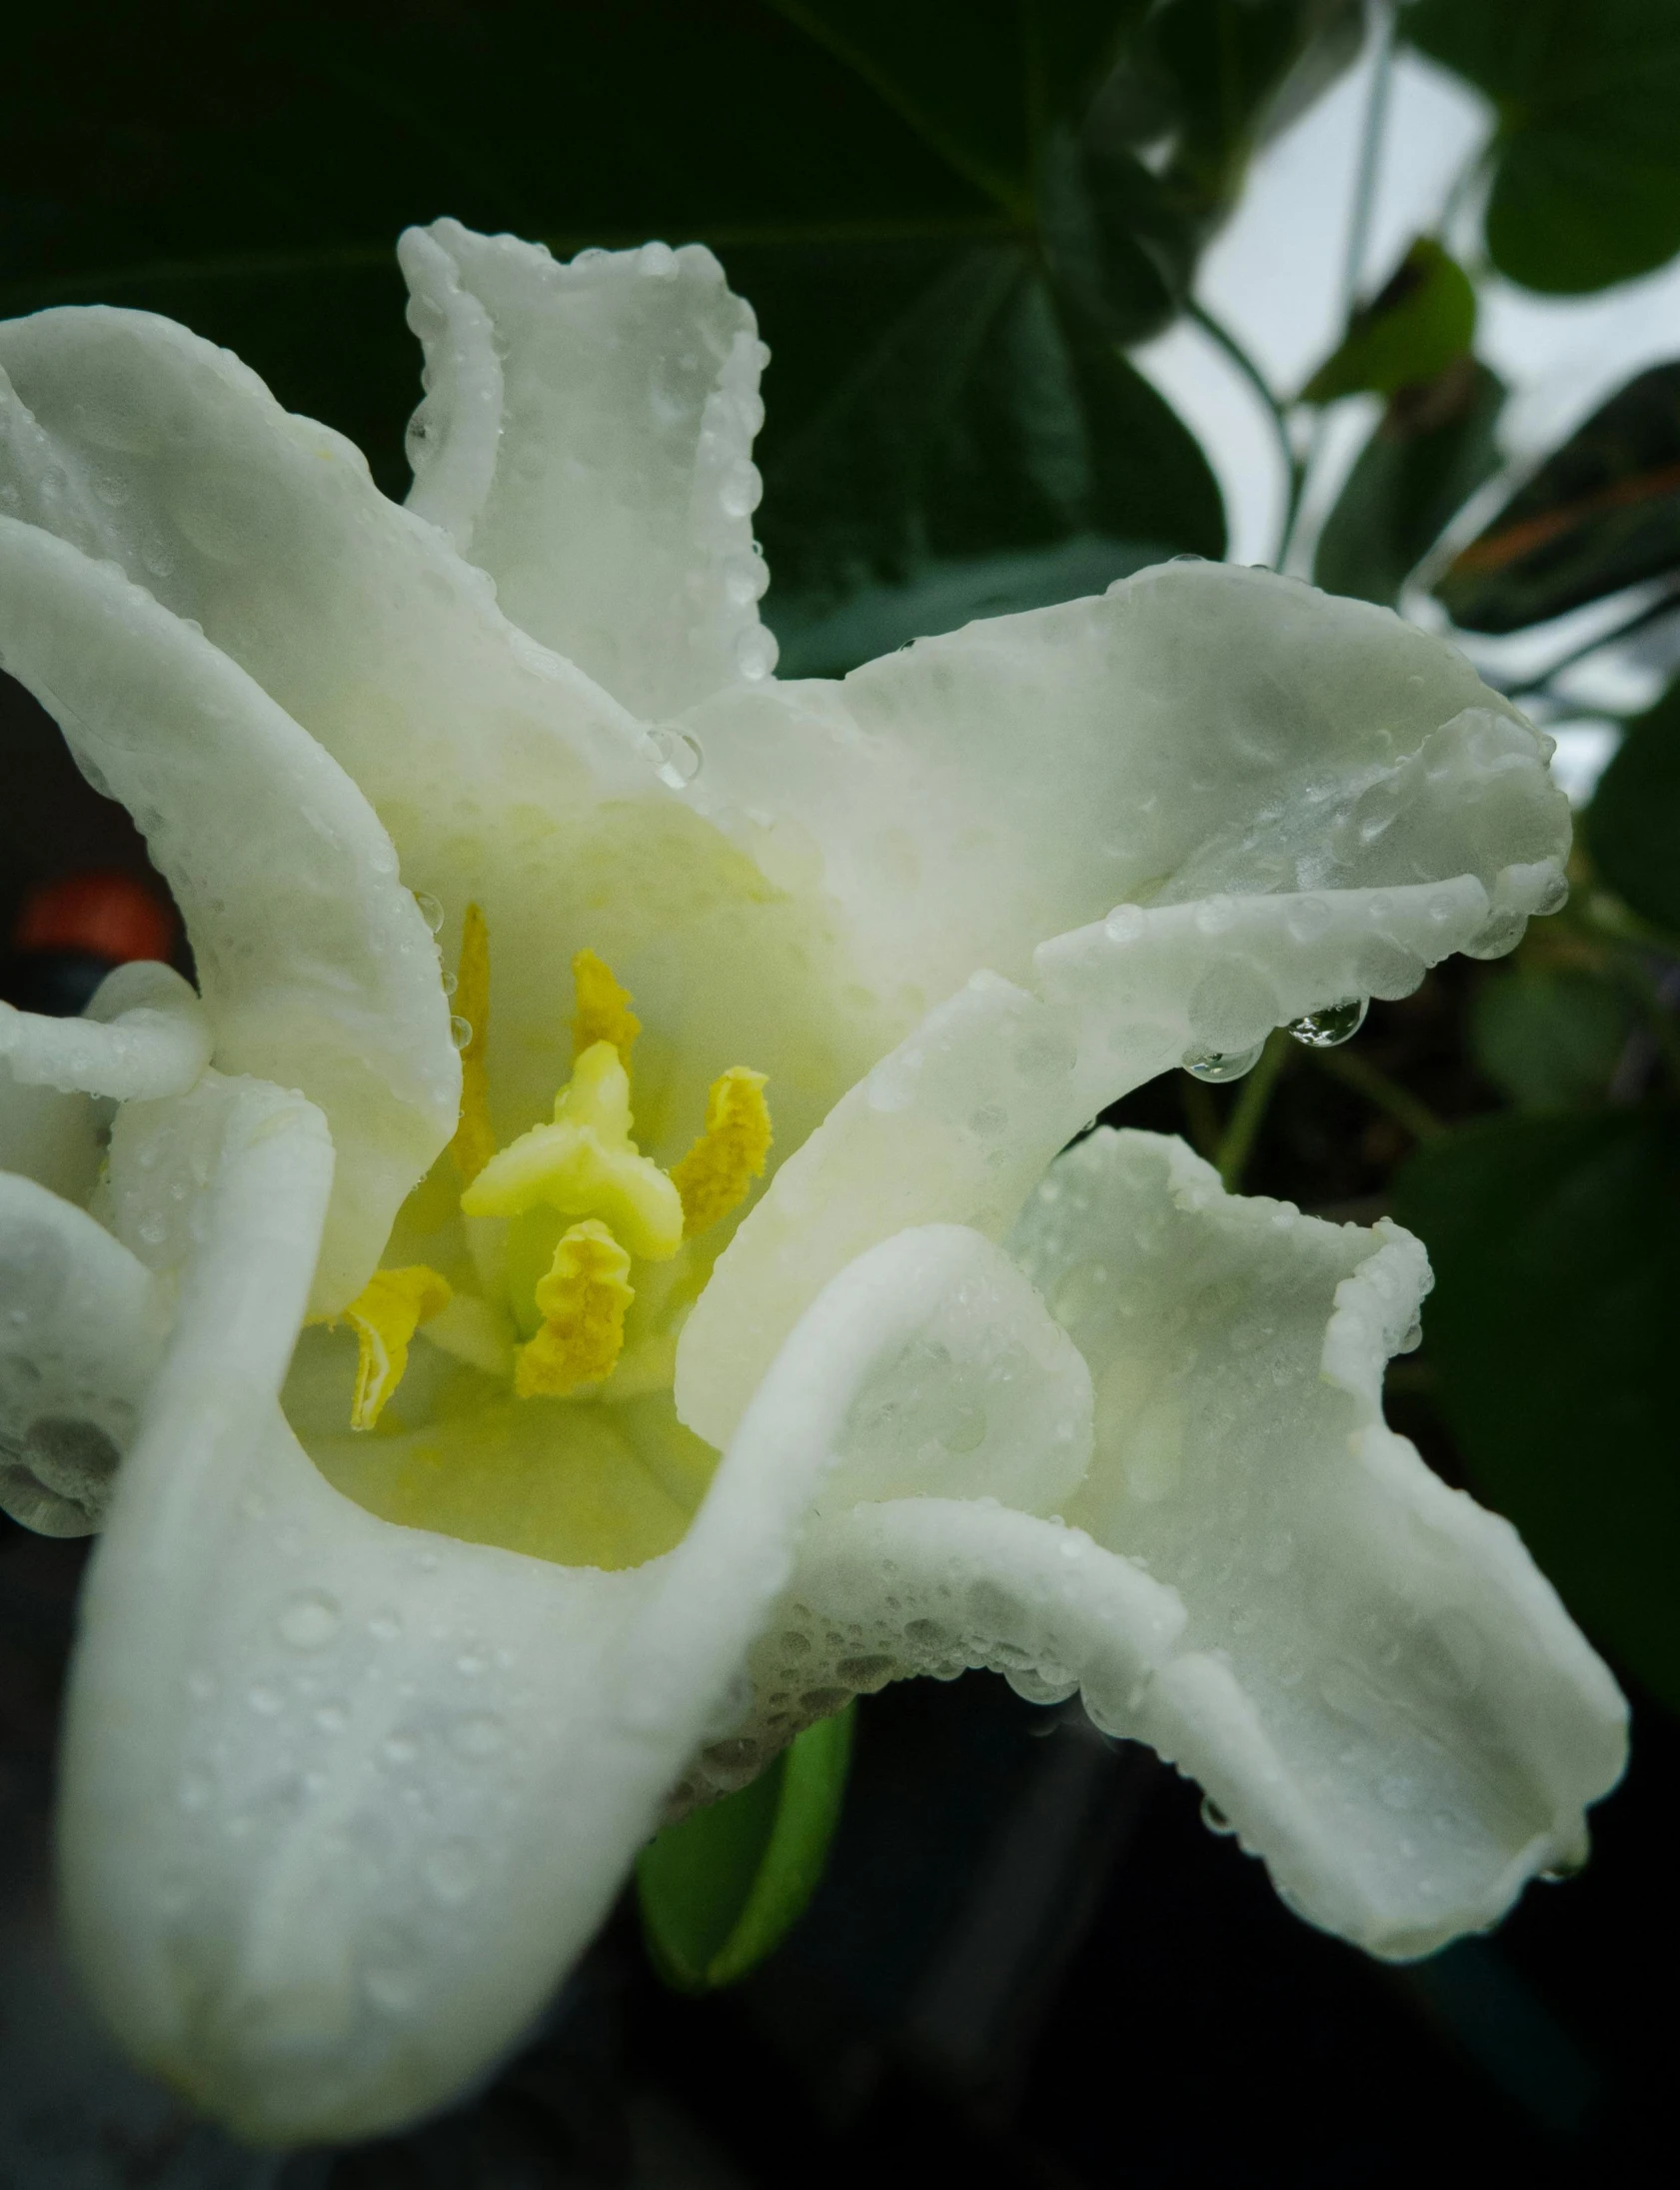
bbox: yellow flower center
[333,911,772,1428]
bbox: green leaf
[1406,0,1680,294]
[1301,239,1476,405]
[1586,679,1680,934]
[1433,364,1680,634]
[1313,359,1504,606]
[1469,967,1634,1111]
[1393,1110,1680,1710]
[637,1705,855,1993]
[758,245,1224,672]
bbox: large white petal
[0,520,458,1310]
[682,1132,1625,1956]
[0,1170,171,1535]
[64,1118,964,2143]
[0,311,883,1161]
[401,220,775,719]
[678,562,1565,1012]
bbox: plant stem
[1187,300,1303,573]
[1308,1046,1446,1142]
[1279,2,1397,573]
[1216,1029,1292,1189]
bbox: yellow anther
[515,1219,634,1398]
[573,949,640,1065]
[460,1041,684,1259]
[451,903,496,1187]
[344,1265,452,1431]
[672,1067,773,1236]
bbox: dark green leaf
[759,246,1224,671]
[1406,0,1680,294]
[1586,679,1680,934]
[1470,967,1634,1111]
[637,1706,854,1992]
[1120,0,1366,232]
[1313,360,1504,607]
[1301,240,1476,405]
[1394,1110,1680,1710]
[1434,365,1680,634]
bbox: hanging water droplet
[1200,1796,1236,1835]
[1183,1041,1265,1084]
[1287,997,1368,1050]
[441,970,457,997]
[450,1016,473,1052]
[1540,1850,1587,1883]
[1396,1319,1423,1355]
[650,727,703,788]
[412,891,444,934]
[734,625,779,681]
[1535,871,1570,916]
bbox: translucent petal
[0,309,881,1171]
[0,519,458,1311]
[684,1134,1625,1953]
[0,1170,171,1535]
[678,561,1568,1015]
[401,221,775,719]
[59,1091,852,2146]
[0,961,209,1101]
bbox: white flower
[0,221,1625,2146]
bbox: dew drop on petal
[650,728,703,789]
[1287,997,1368,1049]
[450,1016,473,1052]
[412,891,445,935]
[1183,1042,1265,1084]
[1201,1796,1236,1835]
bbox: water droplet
[1284,895,1332,943]
[1200,1796,1235,1835]
[941,1398,987,1454]
[450,1015,473,1051]
[1104,904,1145,945]
[1396,1319,1422,1355]
[382,1732,419,1766]
[734,625,778,681]
[1535,871,1569,916]
[368,1608,403,1642]
[1287,997,1367,1049]
[441,970,457,997]
[650,727,703,788]
[455,1650,488,1677]
[247,1684,284,1716]
[412,891,444,934]
[1540,1851,1587,1883]
[1183,1042,1265,1084]
[277,1590,341,1651]
[315,1702,348,1734]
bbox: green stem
[1215,1029,1292,1190]
[1279,3,1397,573]
[1188,300,1302,572]
[1308,1046,1446,1143]
[1340,3,1397,319]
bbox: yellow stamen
[344,1265,453,1430]
[460,1041,683,1259]
[451,903,496,1187]
[515,1219,634,1397]
[573,949,640,1065]
[672,1067,773,1236]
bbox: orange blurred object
[12,871,176,966]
